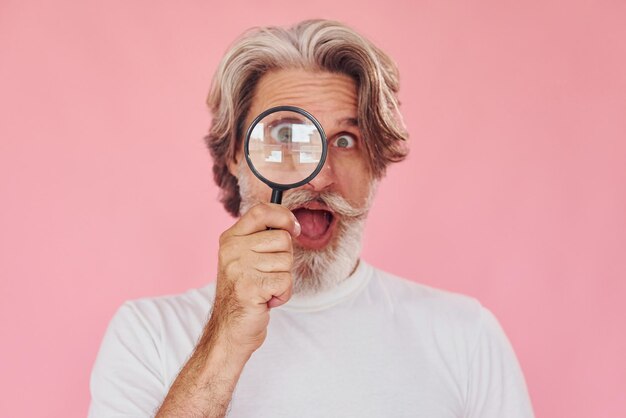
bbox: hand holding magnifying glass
[244,106,328,204]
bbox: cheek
[239,165,273,202]
[333,155,373,205]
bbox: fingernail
[293,219,301,236]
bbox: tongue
[292,209,330,239]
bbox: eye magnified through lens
[244,106,328,204]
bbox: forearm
[155,330,249,418]
[156,204,296,417]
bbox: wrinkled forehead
[245,69,359,133]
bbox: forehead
[247,69,358,129]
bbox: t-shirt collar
[279,259,372,312]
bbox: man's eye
[270,123,292,143]
[332,134,356,149]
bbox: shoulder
[90,284,218,398]
[367,263,484,323]
[121,283,217,322]
[89,285,216,417]
[364,263,516,367]
[102,283,217,351]
[362,262,503,354]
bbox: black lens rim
[243,105,328,191]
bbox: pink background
[1,1,624,417]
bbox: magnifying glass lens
[247,110,324,185]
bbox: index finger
[229,203,301,237]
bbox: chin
[291,216,365,296]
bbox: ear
[227,151,241,177]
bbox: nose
[305,155,335,192]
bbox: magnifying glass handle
[268,189,284,231]
[270,189,283,205]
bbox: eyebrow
[266,116,306,126]
[338,117,359,127]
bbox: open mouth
[291,203,336,249]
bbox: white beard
[237,165,377,295]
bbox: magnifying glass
[244,106,328,205]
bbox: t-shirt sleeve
[88,302,165,418]
[465,307,535,418]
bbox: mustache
[282,189,369,219]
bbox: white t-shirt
[89,261,534,417]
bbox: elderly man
[89,19,534,418]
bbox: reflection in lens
[247,110,324,186]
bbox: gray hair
[205,19,409,216]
